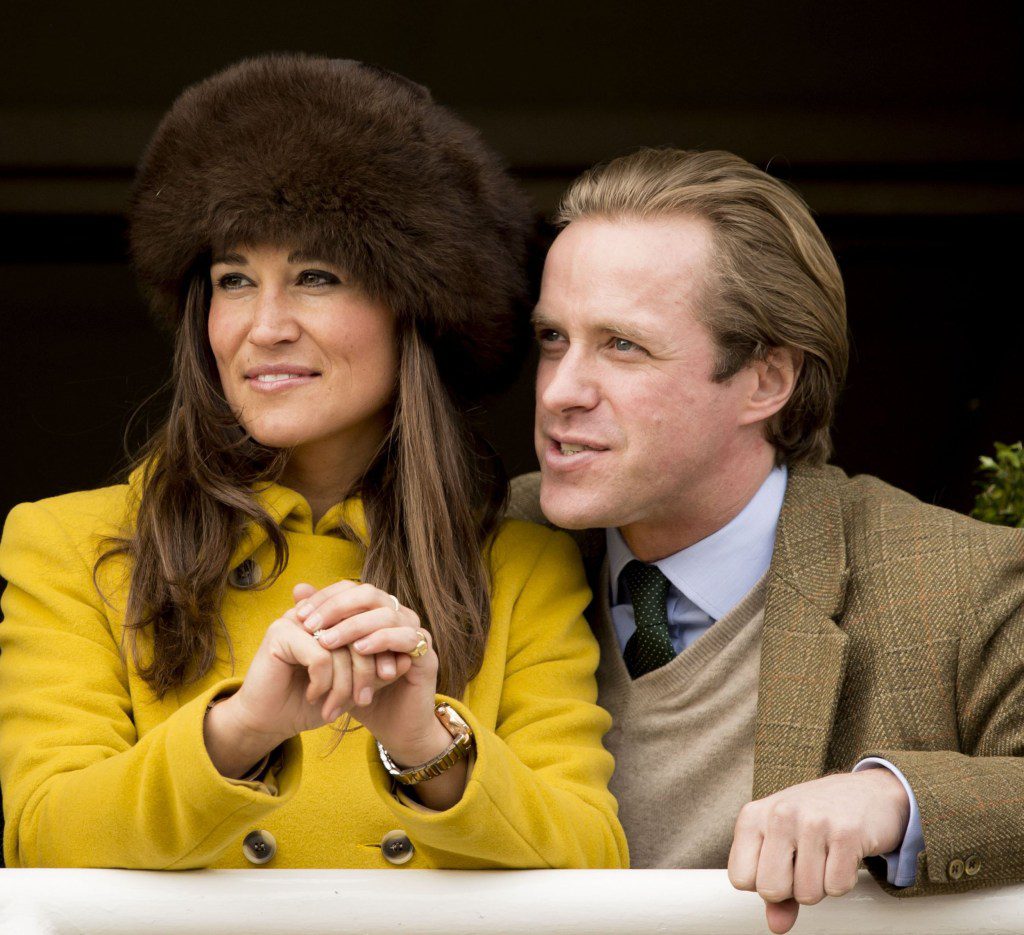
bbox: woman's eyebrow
[287,251,330,264]
[211,252,247,265]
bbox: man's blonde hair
[556,148,848,465]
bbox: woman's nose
[248,289,302,345]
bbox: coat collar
[126,464,368,572]
[752,462,851,798]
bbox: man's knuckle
[824,876,855,897]
[793,887,824,906]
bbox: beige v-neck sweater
[595,564,767,869]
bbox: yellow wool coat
[0,479,628,870]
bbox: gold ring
[408,630,429,659]
[388,593,400,613]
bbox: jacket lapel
[752,465,851,799]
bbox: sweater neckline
[594,558,768,700]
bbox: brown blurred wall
[2,0,1022,521]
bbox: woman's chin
[242,425,310,451]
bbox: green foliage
[972,442,1024,528]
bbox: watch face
[436,703,471,738]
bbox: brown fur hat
[129,54,534,399]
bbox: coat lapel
[752,465,851,799]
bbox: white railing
[1,869,1023,935]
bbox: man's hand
[727,769,911,934]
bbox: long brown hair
[101,265,505,699]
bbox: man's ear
[738,346,803,426]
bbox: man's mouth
[557,442,598,455]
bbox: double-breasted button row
[240,828,414,866]
[242,829,277,864]
[380,829,415,865]
[947,854,982,880]
[229,558,263,589]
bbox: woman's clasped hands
[205,579,466,807]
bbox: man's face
[533,216,760,540]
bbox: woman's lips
[245,373,321,393]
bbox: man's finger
[727,808,763,891]
[823,843,861,897]
[755,830,796,905]
[765,898,800,935]
[792,835,827,905]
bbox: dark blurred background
[2,0,1022,521]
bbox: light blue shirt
[606,465,923,887]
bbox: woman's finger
[375,651,398,681]
[294,579,366,626]
[320,646,353,722]
[313,607,405,650]
[349,641,379,707]
[300,583,405,633]
[292,581,318,605]
[353,626,434,666]
[272,622,334,704]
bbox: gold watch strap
[377,703,475,786]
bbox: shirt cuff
[853,757,924,887]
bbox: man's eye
[298,270,338,287]
[612,337,640,352]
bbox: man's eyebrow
[530,311,657,345]
[595,320,658,345]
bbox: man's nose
[248,288,301,345]
[538,350,600,413]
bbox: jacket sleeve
[365,527,629,868]
[860,522,1024,896]
[0,500,302,868]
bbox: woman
[0,55,627,870]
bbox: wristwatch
[376,703,475,785]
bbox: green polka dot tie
[621,560,676,678]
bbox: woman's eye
[536,329,562,344]
[216,273,250,290]
[297,269,338,287]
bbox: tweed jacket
[510,463,1024,896]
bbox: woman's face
[208,244,398,467]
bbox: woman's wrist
[203,694,289,780]
[376,715,455,770]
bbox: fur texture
[129,54,534,398]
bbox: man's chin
[539,483,617,531]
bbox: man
[511,148,1024,933]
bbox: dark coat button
[380,829,414,865]
[242,829,277,864]
[965,855,982,877]
[947,858,965,880]
[229,558,263,589]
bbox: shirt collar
[607,464,787,620]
